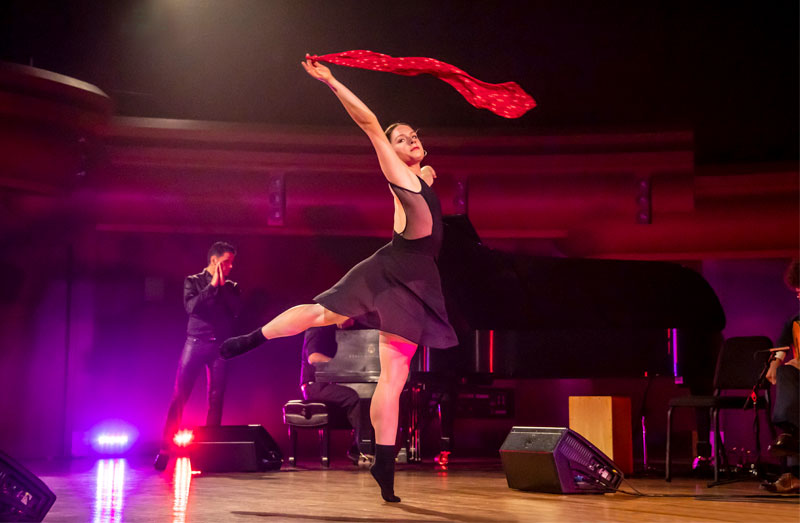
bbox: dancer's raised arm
[302,59,418,189]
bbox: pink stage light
[173,430,194,447]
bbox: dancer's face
[212,252,235,277]
[389,125,424,165]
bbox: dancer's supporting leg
[221,304,347,358]
[369,332,416,502]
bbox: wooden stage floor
[27,456,799,522]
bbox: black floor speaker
[499,426,623,494]
[189,425,283,472]
[0,450,56,522]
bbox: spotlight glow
[97,434,129,447]
[173,430,194,447]
[89,420,138,454]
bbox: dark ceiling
[1,0,797,165]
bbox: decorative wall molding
[2,65,796,259]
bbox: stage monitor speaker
[499,426,623,494]
[189,425,282,472]
[0,450,56,522]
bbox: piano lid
[439,215,726,332]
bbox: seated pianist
[301,323,376,465]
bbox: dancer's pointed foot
[220,328,266,359]
[370,444,401,502]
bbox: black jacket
[184,269,242,340]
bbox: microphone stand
[740,352,776,481]
[710,352,776,487]
[744,352,776,411]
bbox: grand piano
[432,215,725,380]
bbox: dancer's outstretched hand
[302,58,334,83]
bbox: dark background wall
[0,0,797,165]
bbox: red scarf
[306,50,535,119]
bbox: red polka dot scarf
[306,50,536,119]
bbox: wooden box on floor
[568,396,633,474]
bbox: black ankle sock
[370,444,400,502]
[220,328,266,359]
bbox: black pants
[773,365,800,434]
[161,337,227,448]
[303,382,374,454]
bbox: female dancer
[221,58,458,502]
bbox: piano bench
[282,400,351,468]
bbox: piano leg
[439,385,456,453]
[319,427,330,468]
[410,385,422,462]
[357,398,375,456]
[665,406,673,482]
[288,426,297,467]
[396,386,418,463]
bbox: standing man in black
[155,241,242,470]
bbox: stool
[282,399,350,467]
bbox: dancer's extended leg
[369,332,416,502]
[220,304,347,359]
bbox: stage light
[88,420,138,455]
[93,433,132,454]
[434,450,450,470]
[97,434,129,447]
[173,430,194,447]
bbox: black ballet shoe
[154,451,169,471]
[370,444,401,502]
[220,328,266,359]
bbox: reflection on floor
[93,459,124,523]
[23,456,800,522]
[172,457,194,523]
